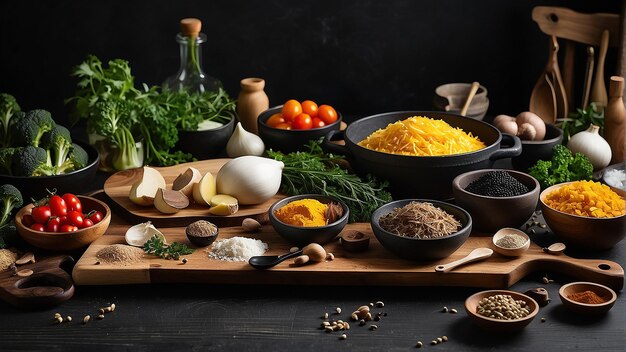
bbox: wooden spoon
[460,81,480,116]
[582,46,595,109]
[530,37,565,123]
[590,30,609,108]
[435,248,493,273]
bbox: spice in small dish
[379,201,460,238]
[208,236,268,262]
[477,294,531,320]
[465,171,530,197]
[274,198,342,227]
[495,234,527,249]
[185,220,219,246]
[566,290,607,304]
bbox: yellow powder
[358,116,486,156]
[545,180,626,218]
[274,199,328,227]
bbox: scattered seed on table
[66,316,72,322]
[442,336,448,342]
[82,315,90,324]
[55,317,63,324]
[369,325,378,331]
[359,319,366,326]
[369,302,374,307]
[110,303,116,311]
[541,317,546,323]
[374,316,380,321]
[325,326,333,333]
[336,307,342,314]
[450,308,458,314]
[340,334,347,340]
[182,258,188,264]
[326,253,334,261]
[323,313,329,319]
[415,341,423,348]
[376,301,385,307]
[97,314,104,320]
[530,229,536,234]
[431,340,438,345]
[442,306,449,313]
[54,313,61,319]
[351,313,359,321]
[437,337,443,343]
[540,224,547,229]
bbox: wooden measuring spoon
[530,36,568,122]
[590,30,609,108]
[582,46,595,108]
[435,248,493,273]
[460,81,480,116]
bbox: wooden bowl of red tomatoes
[258,99,342,153]
[15,193,111,251]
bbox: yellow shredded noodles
[357,116,486,156]
[545,180,626,218]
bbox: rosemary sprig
[143,235,194,260]
[268,140,392,222]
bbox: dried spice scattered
[96,244,143,265]
[379,201,461,238]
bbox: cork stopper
[609,76,624,98]
[180,18,202,38]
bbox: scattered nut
[323,313,329,319]
[53,313,61,319]
[66,316,72,322]
[415,341,423,348]
[242,218,262,232]
[437,337,443,343]
[55,316,63,324]
[442,336,448,342]
[82,315,90,324]
[99,308,105,315]
[181,258,188,264]
[325,326,333,333]
[375,301,384,307]
[369,324,378,331]
[326,252,335,261]
[442,306,449,313]
[340,333,347,340]
[335,307,342,314]
[110,303,116,311]
[351,313,359,321]
[97,314,104,320]
[365,312,372,321]
[431,340,438,345]
[450,308,458,314]
[369,302,374,307]
[358,305,370,312]
[359,319,366,326]
[541,317,546,323]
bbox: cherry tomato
[59,224,78,232]
[275,122,292,130]
[58,215,68,226]
[292,113,313,130]
[318,105,338,124]
[48,195,67,217]
[266,113,286,128]
[312,117,326,128]
[281,100,302,122]
[88,211,104,224]
[30,223,45,232]
[22,214,34,227]
[31,205,51,224]
[62,193,82,213]
[46,217,61,232]
[80,218,94,229]
[301,100,318,117]
[67,211,84,227]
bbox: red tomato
[318,105,338,124]
[67,211,84,227]
[301,100,318,117]
[88,211,104,224]
[292,113,313,130]
[22,214,34,227]
[275,122,292,130]
[80,218,94,229]
[62,193,82,213]
[58,215,68,226]
[31,205,51,224]
[48,195,67,217]
[312,117,326,128]
[281,100,302,122]
[30,223,45,232]
[266,113,286,128]
[46,217,61,232]
[59,224,78,232]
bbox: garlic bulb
[567,125,612,170]
[217,156,284,205]
[125,221,166,247]
[226,122,265,157]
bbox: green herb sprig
[557,103,604,144]
[143,235,194,260]
[268,140,392,222]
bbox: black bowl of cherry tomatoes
[258,100,342,153]
[15,193,111,251]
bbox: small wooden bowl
[15,196,111,251]
[558,282,617,315]
[464,290,539,332]
[492,228,530,257]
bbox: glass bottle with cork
[163,18,223,93]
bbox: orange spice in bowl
[273,198,343,227]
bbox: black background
[0,0,621,126]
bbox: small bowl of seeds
[464,290,539,332]
[492,228,530,257]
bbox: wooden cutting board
[72,223,624,290]
[103,159,282,227]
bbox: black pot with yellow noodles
[322,111,521,199]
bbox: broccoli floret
[0,148,16,175]
[0,184,22,249]
[11,146,55,176]
[57,143,89,174]
[569,152,594,181]
[528,145,595,188]
[0,93,21,147]
[41,124,73,168]
[528,160,553,188]
[12,109,55,147]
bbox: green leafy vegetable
[528,144,593,188]
[268,140,392,222]
[143,234,194,260]
[0,93,21,148]
[0,184,23,249]
[557,103,604,144]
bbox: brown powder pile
[96,244,144,265]
[0,249,18,270]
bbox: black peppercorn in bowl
[452,169,540,233]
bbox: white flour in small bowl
[208,236,268,261]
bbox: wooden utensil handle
[527,257,624,291]
[460,82,480,117]
[435,248,493,273]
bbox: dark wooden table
[1,168,625,352]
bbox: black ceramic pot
[258,106,342,153]
[177,117,235,160]
[323,111,522,199]
[511,124,564,172]
[371,199,472,261]
[0,141,100,201]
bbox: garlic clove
[226,122,266,157]
[125,221,166,247]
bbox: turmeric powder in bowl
[274,199,329,227]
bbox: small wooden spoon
[435,248,493,273]
[460,81,480,116]
[543,242,566,255]
[582,46,595,109]
[590,30,609,108]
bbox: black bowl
[258,106,342,153]
[323,111,521,199]
[371,199,472,261]
[177,117,235,160]
[269,194,349,247]
[512,124,564,172]
[0,141,99,201]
